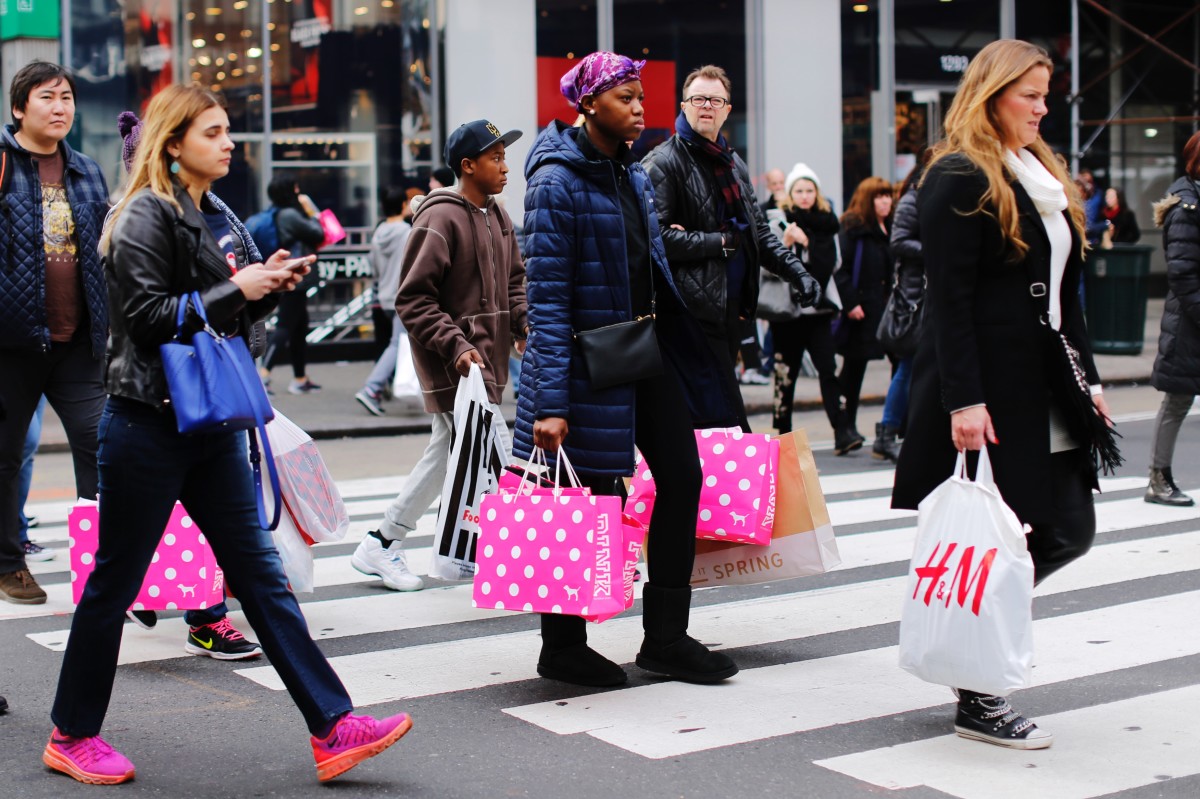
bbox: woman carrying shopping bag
[514,52,741,687]
[45,85,410,785]
[892,39,1116,750]
[768,164,845,444]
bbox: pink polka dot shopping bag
[626,427,780,545]
[474,449,644,623]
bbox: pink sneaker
[310,712,412,782]
[43,728,135,785]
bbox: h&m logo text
[912,541,997,616]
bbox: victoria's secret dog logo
[912,541,997,616]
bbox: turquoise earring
[169,160,181,175]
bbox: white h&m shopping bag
[898,447,1035,696]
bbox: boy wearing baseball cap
[352,120,527,591]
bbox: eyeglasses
[684,95,729,109]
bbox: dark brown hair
[1183,130,1200,180]
[842,176,894,229]
[9,60,76,130]
[682,65,732,99]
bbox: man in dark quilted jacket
[0,61,110,606]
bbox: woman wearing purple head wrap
[512,53,741,687]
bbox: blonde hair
[841,176,893,229]
[779,177,831,214]
[102,85,223,252]
[927,39,1085,259]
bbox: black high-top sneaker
[953,689,1053,750]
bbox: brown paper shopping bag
[691,429,840,587]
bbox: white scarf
[1006,148,1072,332]
[1004,148,1067,215]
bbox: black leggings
[1028,450,1096,585]
[838,356,870,430]
[263,288,310,378]
[541,366,703,650]
[770,315,841,434]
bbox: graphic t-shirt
[35,149,81,342]
[203,210,238,274]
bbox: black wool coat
[891,154,1101,525]
[1150,176,1200,395]
[835,219,892,360]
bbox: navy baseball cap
[444,120,522,176]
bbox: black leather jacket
[642,135,820,324]
[104,184,279,408]
[888,189,926,307]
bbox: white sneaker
[351,531,424,591]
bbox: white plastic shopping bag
[898,447,1035,696]
[261,409,350,543]
[430,364,510,581]
[392,331,422,403]
[271,510,315,593]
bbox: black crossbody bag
[575,254,663,390]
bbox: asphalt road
[2,384,1199,799]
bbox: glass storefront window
[614,0,746,159]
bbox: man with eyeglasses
[643,64,820,429]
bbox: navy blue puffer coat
[514,122,736,476]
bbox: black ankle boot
[537,642,628,687]
[872,423,900,462]
[636,585,738,683]
[953,689,1053,750]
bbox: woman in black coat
[1144,130,1200,506]
[835,176,893,449]
[260,174,327,395]
[892,39,1112,750]
[769,163,843,440]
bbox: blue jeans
[881,356,913,429]
[18,396,47,543]
[364,311,403,396]
[51,397,352,737]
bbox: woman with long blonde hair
[45,85,411,785]
[893,39,1113,749]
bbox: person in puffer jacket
[0,61,110,607]
[514,52,741,688]
[874,160,928,462]
[1144,130,1200,507]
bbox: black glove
[789,269,822,308]
[720,230,742,258]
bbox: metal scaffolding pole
[1071,0,1080,175]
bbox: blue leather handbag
[160,292,282,529]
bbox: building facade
[6,0,1196,237]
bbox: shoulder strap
[0,144,10,196]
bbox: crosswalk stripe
[814,684,1200,799]
[231,533,1200,704]
[501,590,1200,759]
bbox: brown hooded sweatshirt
[396,188,527,413]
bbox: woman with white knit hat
[770,162,847,445]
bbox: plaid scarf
[675,111,742,221]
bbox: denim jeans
[881,356,913,428]
[0,336,105,574]
[364,311,404,396]
[51,397,352,737]
[18,396,47,543]
[379,403,512,543]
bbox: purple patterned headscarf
[559,51,646,111]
